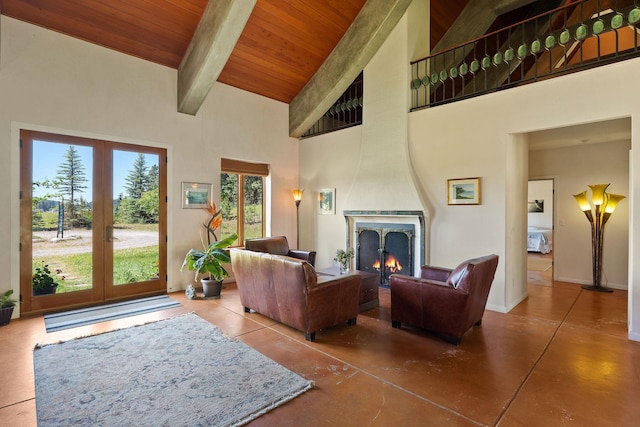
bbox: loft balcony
[411,0,640,111]
[301,72,363,139]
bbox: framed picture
[181,182,212,209]
[447,177,481,205]
[318,188,336,214]
[528,199,544,213]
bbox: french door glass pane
[112,151,160,285]
[32,141,93,295]
[243,175,263,240]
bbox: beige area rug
[34,313,313,426]
[528,257,553,272]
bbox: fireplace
[344,210,425,287]
[356,223,414,286]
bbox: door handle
[106,225,113,242]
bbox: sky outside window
[32,141,158,202]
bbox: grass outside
[34,246,159,293]
[32,221,159,293]
[220,221,262,246]
[34,211,58,230]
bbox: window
[220,159,268,246]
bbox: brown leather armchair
[244,236,316,267]
[390,254,499,345]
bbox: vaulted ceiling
[0,0,367,104]
[1,0,554,135]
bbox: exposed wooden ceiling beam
[288,0,412,138]
[493,0,540,15]
[433,0,538,54]
[177,0,256,116]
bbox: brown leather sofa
[230,246,361,342]
[390,254,499,345]
[244,235,316,267]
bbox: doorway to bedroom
[526,118,630,292]
[527,179,554,279]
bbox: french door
[20,130,167,315]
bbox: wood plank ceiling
[0,0,367,104]
[0,0,548,118]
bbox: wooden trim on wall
[221,158,269,176]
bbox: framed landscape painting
[447,178,481,205]
[182,182,211,209]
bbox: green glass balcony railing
[302,72,363,138]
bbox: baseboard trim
[628,330,640,342]
[555,276,628,291]
[485,303,508,314]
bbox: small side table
[317,267,379,312]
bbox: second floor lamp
[292,189,303,248]
[573,184,625,292]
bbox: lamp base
[581,284,613,293]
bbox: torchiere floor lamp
[292,189,303,249]
[573,184,625,292]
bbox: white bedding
[528,226,552,254]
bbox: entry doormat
[34,313,313,426]
[43,295,181,333]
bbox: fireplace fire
[373,254,403,274]
[356,222,413,287]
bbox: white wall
[299,0,429,270]
[301,2,508,304]
[298,125,363,267]
[1,16,299,317]
[347,14,420,212]
[301,14,640,340]
[527,179,553,229]
[409,61,639,338]
[530,141,630,289]
[6,1,639,340]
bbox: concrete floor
[1,254,639,426]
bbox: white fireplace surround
[344,210,425,276]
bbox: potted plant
[0,289,17,326]
[32,262,59,296]
[181,233,237,298]
[335,248,355,274]
[203,199,223,246]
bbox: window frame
[220,159,268,246]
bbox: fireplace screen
[356,223,414,286]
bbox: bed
[528,226,552,254]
